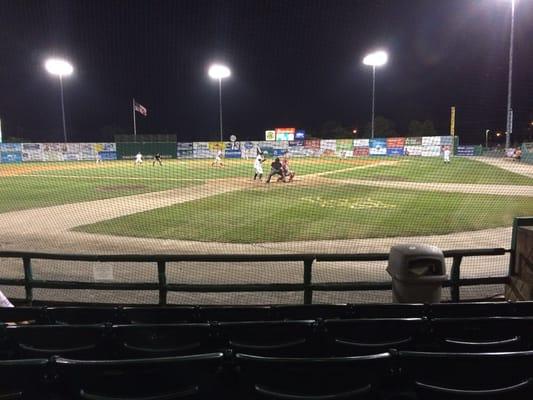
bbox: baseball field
[1,156,532,245]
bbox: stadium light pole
[45,58,73,143]
[362,50,388,139]
[208,64,231,142]
[504,0,516,149]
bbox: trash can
[386,244,447,303]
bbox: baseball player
[212,149,224,168]
[134,152,143,166]
[443,146,451,164]
[265,157,284,183]
[153,152,163,166]
[253,154,265,181]
[278,156,295,182]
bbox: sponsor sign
[386,137,406,148]
[295,130,305,140]
[289,140,304,147]
[440,136,454,145]
[193,142,209,149]
[405,137,422,145]
[404,145,422,156]
[208,142,225,152]
[421,145,441,157]
[369,139,387,155]
[353,139,370,147]
[98,151,117,161]
[0,152,22,163]
[353,147,370,156]
[387,147,405,156]
[0,143,22,152]
[320,139,336,151]
[275,128,295,141]
[422,136,441,146]
[304,139,321,149]
[455,146,475,156]
[336,139,353,151]
[21,143,44,162]
[265,130,276,141]
[224,149,241,158]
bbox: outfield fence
[0,248,509,306]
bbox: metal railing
[0,248,509,305]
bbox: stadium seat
[5,324,109,359]
[273,304,353,320]
[119,306,197,323]
[235,352,392,399]
[198,305,273,322]
[399,350,533,399]
[352,303,426,318]
[112,323,214,357]
[323,318,428,355]
[430,317,533,352]
[54,353,224,399]
[46,307,119,325]
[0,307,47,324]
[0,358,49,399]
[512,301,533,316]
[428,302,515,318]
[217,320,317,356]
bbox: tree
[315,121,352,139]
[408,119,437,136]
[363,116,396,138]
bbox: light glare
[362,51,388,67]
[208,64,231,80]
[45,58,74,76]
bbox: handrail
[0,248,510,305]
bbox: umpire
[265,157,284,183]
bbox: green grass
[328,157,533,185]
[0,176,201,213]
[77,183,533,243]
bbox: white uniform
[135,152,143,165]
[443,148,451,163]
[254,155,264,175]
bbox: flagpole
[132,98,137,141]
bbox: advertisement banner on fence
[80,143,97,160]
[94,143,116,152]
[404,145,422,156]
[208,142,225,152]
[336,139,353,151]
[386,137,406,148]
[224,149,241,158]
[422,136,441,146]
[0,143,22,152]
[22,143,44,162]
[304,139,320,149]
[405,137,422,145]
[440,136,454,145]
[193,142,209,149]
[456,146,476,156]
[177,142,193,150]
[387,147,405,156]
[369,139,387,155]
[289,140,304,147]
[193,148,212,158]
[98,151,117,161]
[353,147,370,156]
[0,152,22,163]
[320,139,336,150]
[422,145,441,157]
[42,143,66,161]
[64,152,80,161]
[353,139,370,147]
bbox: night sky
[1,0,532,144]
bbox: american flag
[134,101,147,116]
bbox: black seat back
[120,306,197,323]
[47,307,118,325]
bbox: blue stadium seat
[54,353,224,399]
[47,307,119,325]
[236,352,392,399]
[218,320,317,356]
[119,306,197,323]
[112,323,214,357]
[399,350,533,399]
[430,317,533,352]
[198,305,273,322]
[5,324,109,359]
[273,304,353,320]
[428,302,515,318]
[0,307,47,324]
[0,358,49,399]
[323,318,428,355]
